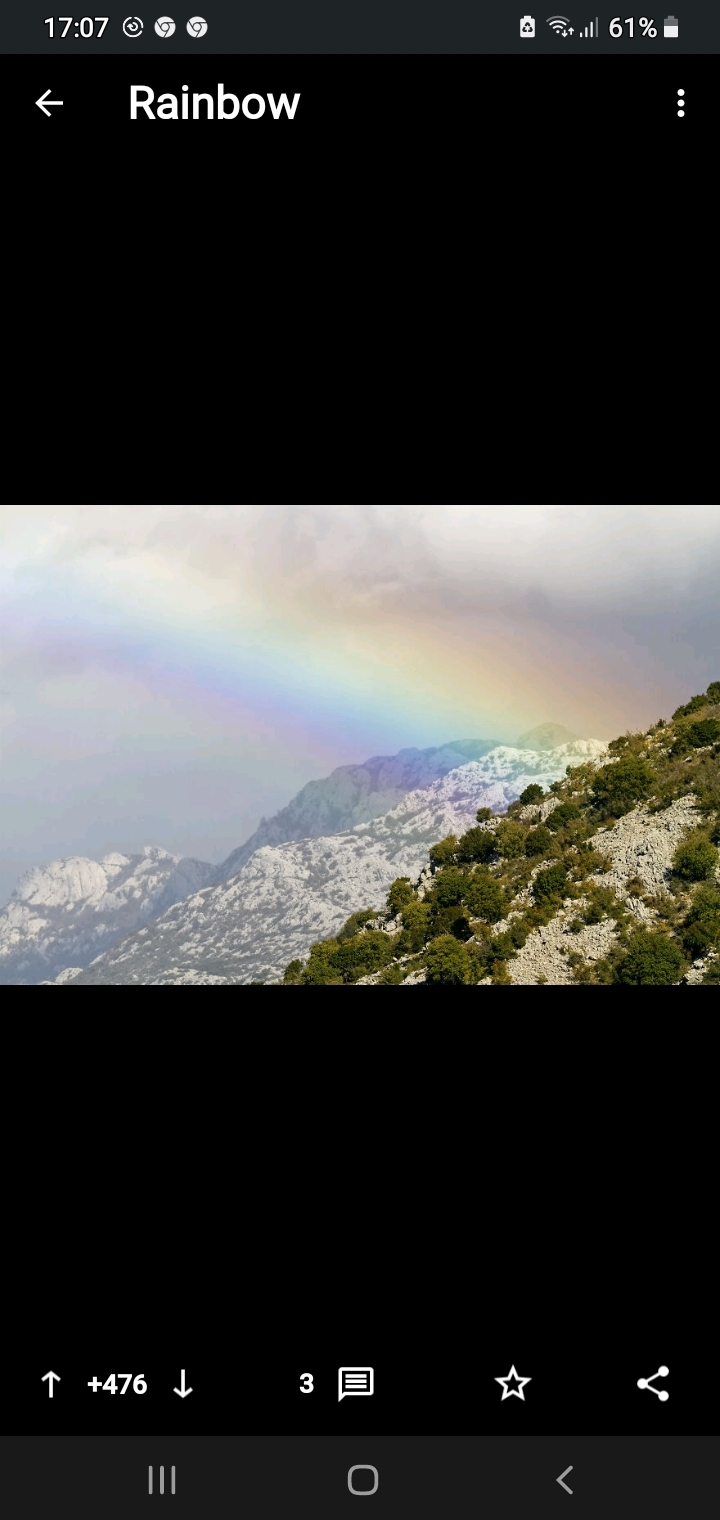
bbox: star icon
[495,1365,532,1401]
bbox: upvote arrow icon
[41,1371,61,1398]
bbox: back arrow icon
[41,1371,61,1398]
[556,1467,573,1495]
[36,89,64,116]
[173,1369,193,1398]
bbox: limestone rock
[0,846,200,986]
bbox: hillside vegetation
[282,683,720,986]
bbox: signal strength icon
[546,14,571,29]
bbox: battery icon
[663,15,678,34]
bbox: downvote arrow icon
[41,1371,61,1398]
[173,1369,193,1398]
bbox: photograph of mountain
[1,506,718,986]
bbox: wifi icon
[546,14,571,29]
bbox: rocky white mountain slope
[0,848,216,986]
[62,739,607,986]
[211,739,502,882]
[349,794,717,987]
[0,738,497,985]
[478,794,706,986]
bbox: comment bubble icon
[338,1367,374,1402]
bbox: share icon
[637,1366,669,1401]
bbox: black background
[3,50,712,508]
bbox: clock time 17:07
[44,17,109,36]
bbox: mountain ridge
[1,737,499,984]
[61,739,607,985]
[211,738,503,882]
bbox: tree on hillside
[425,935,472,985]
[614,930,685,985]
[672,831,719,882]
[457,826,496,863]
[518,784,544,805]
[591,756,654,817]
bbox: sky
[1,505,718,902]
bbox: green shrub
[332,930,397,981]
[707,681,720,703]
[614,929,685,985]
[518,783,544,805]
[475,807,493,822]
[490,931,515,959]
[337,908,378,942]
[534,864,568,902]
[463,871,505,922]
[672,695,707,719]
[386,877,415,915]
[588,884,618,913]
[428,835,458,867]
[300,929,396,983]
[494,820,527,859]
[590,957,616,984]
[683,921,717,957]
[282,959,304,984]
[682,885,720,958]
[577,848,612,874]
[546,801,581,832]
[684,885,720,923]
[431,866,467,907]
[686,719,720,747]
[424,934,473,985]
[380,962,407,984]
[672,830,719,882]
[525,824,553,858]
[523,901,555,928]
[301,940,344,984]
[438,911,474,941]
[398,900,431,953]
[702,960,720,982]
[456,825,496,863]
[426,886,474,938]
[591,755,655,817]
[668,735,690,758]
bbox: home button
[348,1466,379,1495]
